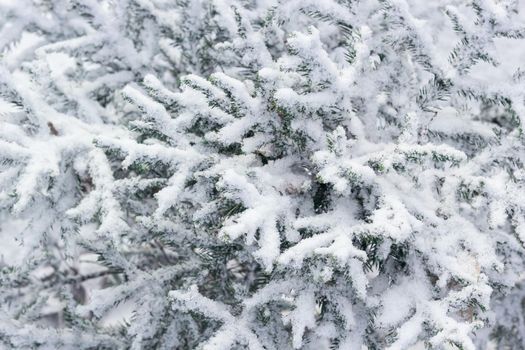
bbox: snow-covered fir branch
[1,0,525,349]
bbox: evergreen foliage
[1,0,525,349]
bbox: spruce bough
[1,0,525,349]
